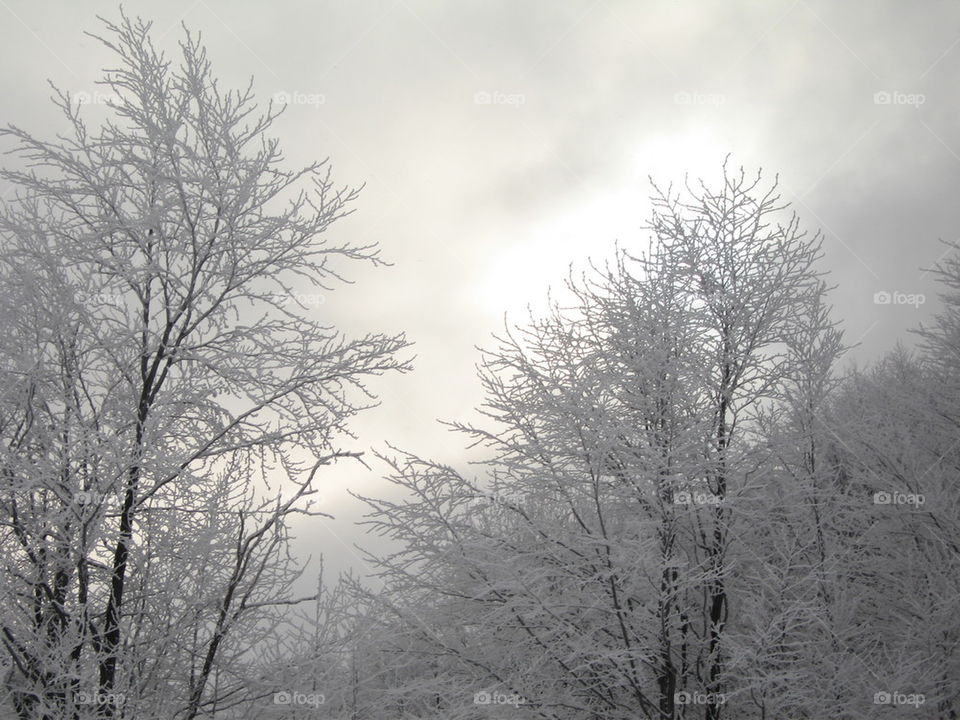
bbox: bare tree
[0,11,409,719]
[354,163,831,720]
[645,163,828,719]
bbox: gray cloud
[2,0,958,586]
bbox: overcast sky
[2,0,958,586]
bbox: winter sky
[1,0,958,583]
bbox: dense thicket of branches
[342,175,959,720]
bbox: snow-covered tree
[0,12,409,719]
[814,242,960,718]
[356,163,834,720]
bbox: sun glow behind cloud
[473,129,737,319]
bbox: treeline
[0,11,957,720]
[296,172,959,720]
